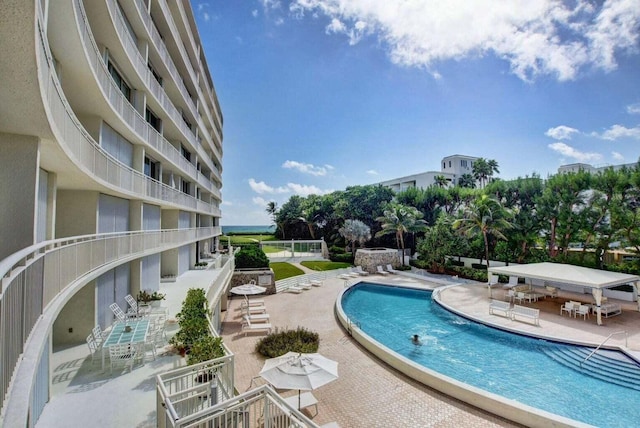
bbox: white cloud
[203,12,210,22]
[593,124,640,141]
[252,9,259,18]
[612,151,625,161]
[286,182,332,196]
[627,103,640,114]
[290,0,640,81]
[261,0,281,10]
[248,178,289,194]
[282,160,334,176]
[221,200,233,206]
[548,142,602,162]
[545,125,579,140]
[366,169,378,175]
[252,196,269,206]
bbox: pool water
[341,283,640,428]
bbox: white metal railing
[0,225,220,421]
[84,0,216,198]
[581,331,629,368]
[159,384,320,428]
[156,0,222,144]
[37,2,215,215]
[132,0,223,176]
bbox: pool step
[543,345,640,391]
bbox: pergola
[487,262,640,325]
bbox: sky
[191,1,640,226]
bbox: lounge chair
[241,295,265,308]
[346,269,360,278]
[376,266,390,276]
[286,285,303,294]
[310,279,323,286]
[243,304,267,314]
[298,280,312,290]
[386,264,400,274]
[245,313,270,323]
[241,316,272,336]
[354,266,369,276]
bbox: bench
[599,303,622,318]
[511,305,540,326]
[283,392,318,416]
[489,300,511,318]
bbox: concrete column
[129,200,143,231]
[0,133,39,260]
[46,171,57,240]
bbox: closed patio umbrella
[259,352,338,410]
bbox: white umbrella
[259,352,338,409]
[229,283,266,295]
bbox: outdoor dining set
[86,293,168,375]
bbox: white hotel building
[0,0,228,424]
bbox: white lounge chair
[298,280,312,290]
[376,266,390,276]
[386,264,400,274]
[246,313,270,323]
[241,295,265,308]
[241,316,272,336]
[242,304,267,314]
[286,285,303,294]
[354,266,369,276]
[310,279,323,286]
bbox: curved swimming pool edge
[335,281,593,428]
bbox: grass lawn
[300,261,352,271]
[270,262,305,281]
[223,234,277,245]
[261,245,285,254]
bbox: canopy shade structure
[487,262,640,290]
[488,262,640,325]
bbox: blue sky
[191,1,640,225]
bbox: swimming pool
[340,283,640,428]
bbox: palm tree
[458,173,476,188]
[434,175,448,188]
[487,159,500,184]
[453,195,513,268]
[472,158,491,188]
[265,201,285,238]
[338,219,371,255]
[375,203,427,265]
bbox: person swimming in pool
[411,334,421,345]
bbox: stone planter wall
[230,269,276,294]
[354,248,402,274]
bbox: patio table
[102,319,150,369]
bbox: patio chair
[86,334,100,364]
[514,292,526,305]
[286,285,303,293]
[298,280,312,290]
[241,294,265,308]
[354,266,369,276]
[376,266,390,276]
[504,289,516,303]
[576,305,590,320]
[108,343,139,374]
[310,279,324,286]
[92,325,106,348]
[560,301,575,317]
[386,264,400,274]
[110,303,127,323]
[241,316,272,336]
[508,276,518,287]
[245,313,270,323]
[242,304,267,314]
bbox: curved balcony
[0,224,221,423]
[38,4,217,215]
[93,0,219,196]
[131,0,223,171]
[156,0,222,143]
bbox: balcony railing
[0,225,221,422]
[36,2,217,215]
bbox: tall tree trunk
[483,231,490,268]
[549,218,558,258]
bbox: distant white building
[378,154,480,191]
[558,161,639,174]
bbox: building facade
[377,154,480,191]
[0,0,225,423]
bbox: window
[182,180,190,195]
[148,62,162,86]
[181,145,191,162]
[108,61,131,101]
[443,162,446,169]
[182,113,193,131]
[144,156,159,180]
[461,160,468,167]
[449,161,451,167]
[145,107,161,132]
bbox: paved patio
[35,267,640,427]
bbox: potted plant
[188,335,225,383]
[137,290,166,308]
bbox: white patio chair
[560,301,575,317]
[504,289,516,303]
[108,343,138,374]
[86,334,100,364]
[515,292,526,305]
[92,325,106,348]
[576,305,590,320]
[386,264,400,274]
[376,266,390,276]
[110,303,127,323]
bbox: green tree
[338,219,371,255]
[417,213,468,272]
[458,173,476,189]
[453,195,513,267]
[265,201,285,239]
[375,203,427,265]
[434,175,448,188]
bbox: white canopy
[488,262,640,290]
[488,262,640,325]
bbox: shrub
[329,245,346,254]
[170,288,212,353]
[235,245,269,269]
[188,335,225,365]
[448,265,488,282]
[255,327,320,358]
[409,259,429,270]
[471,263,487,270]
[330,253,354,263]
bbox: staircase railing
[580,331,628,368]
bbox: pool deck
[36,268,640,427]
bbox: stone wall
[230,269,276,295]
[354,249,401,274]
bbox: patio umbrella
[259,352,338,410]
[229,283,266,295]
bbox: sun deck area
[36,268,640,427]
